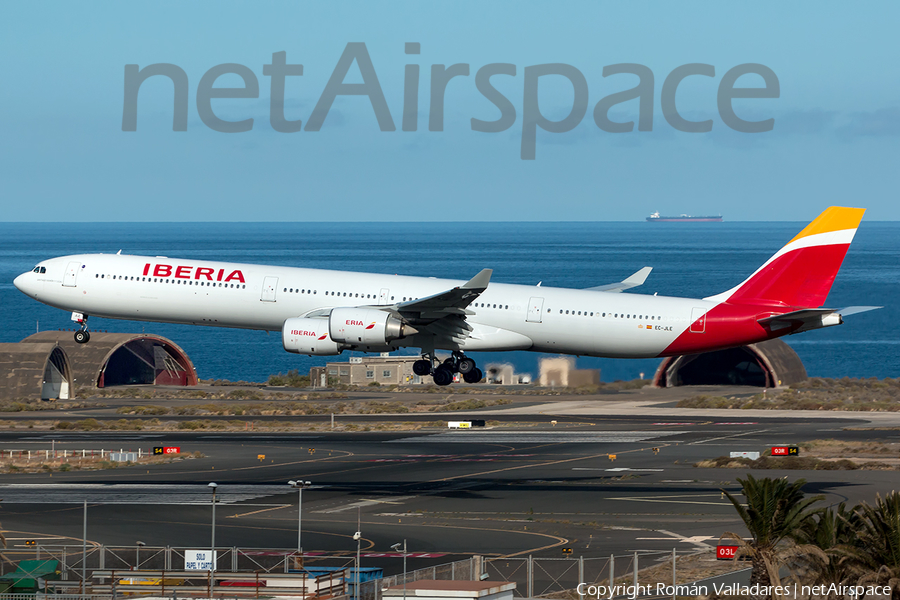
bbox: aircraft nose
[13,272,32,295]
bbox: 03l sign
[717,545,739,560]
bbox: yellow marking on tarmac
[226,505,290,519]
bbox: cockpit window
[32,266,46,273]
[40,267,46,273]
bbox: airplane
[13,206,878,386]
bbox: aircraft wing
[299,269,492,345]
[394,269,492,321]
[758,306,881,333]
[391,269,492,346]
[586,267,652,292]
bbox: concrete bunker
[653,338,807,388]
[0,343,74,401]
[21,332,198,389]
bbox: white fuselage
[15,253,715,358]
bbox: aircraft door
[261,276,278,302]
[63,261,80,287]
[526,297,544,323]
[690,307,707,333]
[379,288,390,305]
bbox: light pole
[208,482,218,572]
[288,480,311,558]
[391,540,407,600]
[353,530,361,600]
[135,541,145,570]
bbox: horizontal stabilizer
[758,305,880,334]
[836,305,882,317]
[587,267,652,293]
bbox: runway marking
[392,431,686,444]
[687,428,769,445]
[570,468,664,472]
[226,505,291,519]
[317,496,417,514]
[0,484,293,505]
[607,494,733,507]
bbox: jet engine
[282,317,344,355]
[329,308,416,346]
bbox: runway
[1,411,897,574]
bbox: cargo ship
[646,212,723,222]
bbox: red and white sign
[716,545,739,560]
[162,446,180,454]
[771,446,789,456]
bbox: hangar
[21,332,198,390]
[0,343,73,401]
[653,338,807,388]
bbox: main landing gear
[412,352,483,386]
[73,313,91,344]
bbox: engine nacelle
[282,317,343,356]
[329,307,415,346]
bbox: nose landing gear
[414,352,483,386]
[72,312,91,344]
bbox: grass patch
[678,377,900,411]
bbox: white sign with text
[185,550,217,571]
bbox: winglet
[462,268,492,291]
[586,267,652,293]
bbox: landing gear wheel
[432,366,454,386]
[442,357,459,372]
[458,358,476,375]
[413,360,432,376]
[74,330,90,344]
[463,368,483,384]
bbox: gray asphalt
[1,412,897,577]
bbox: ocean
[1,221,896,382]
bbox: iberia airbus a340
[14,207,877,386]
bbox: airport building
[323,355,424,386]
[653,338,807,387]
[0,342,73,401]
[538,356,601,387]
[0,332,198,401]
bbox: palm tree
[795,502,859,597]
[843,491,900,599]
[720,475,824,600]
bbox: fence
[484,550,701,599]
[8,546,714,600]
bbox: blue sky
[2,1,899,221]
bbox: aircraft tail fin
[705,206,865,308]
